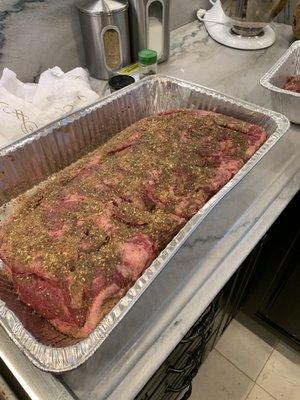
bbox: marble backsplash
[0,0,295,82]
[0,0,209,82]
[0,0,86,81]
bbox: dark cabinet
[261,255,300,342]
[135,247,259,400]
[242,190,300,347]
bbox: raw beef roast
[0,109,267,338]
[283,75,300,93]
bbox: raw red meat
[0,109,267,338]
[283,75,300,93]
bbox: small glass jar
[138,49,158,79]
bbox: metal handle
[166,379,192,393]
[167,357,197,374]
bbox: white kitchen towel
[0,67,100,147]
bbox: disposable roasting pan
[0,75,289,372]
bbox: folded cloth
[0,67,100,147]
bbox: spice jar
[138,49,158,79]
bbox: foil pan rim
[260,40,300,97]
[0,75,290,372]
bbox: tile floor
[190,313,300,400]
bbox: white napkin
[0,67,100,147]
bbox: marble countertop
[1,20,300,400]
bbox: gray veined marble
[0,0,210,82]
[0,0,85,82]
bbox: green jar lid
[138,49,157,65]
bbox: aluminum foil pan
[0,75,289,372]
[260,40,300,124]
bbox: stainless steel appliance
[128,0,170,63]
[203,0,289,50]
[77,0,131,80]
[220,0,288,36]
